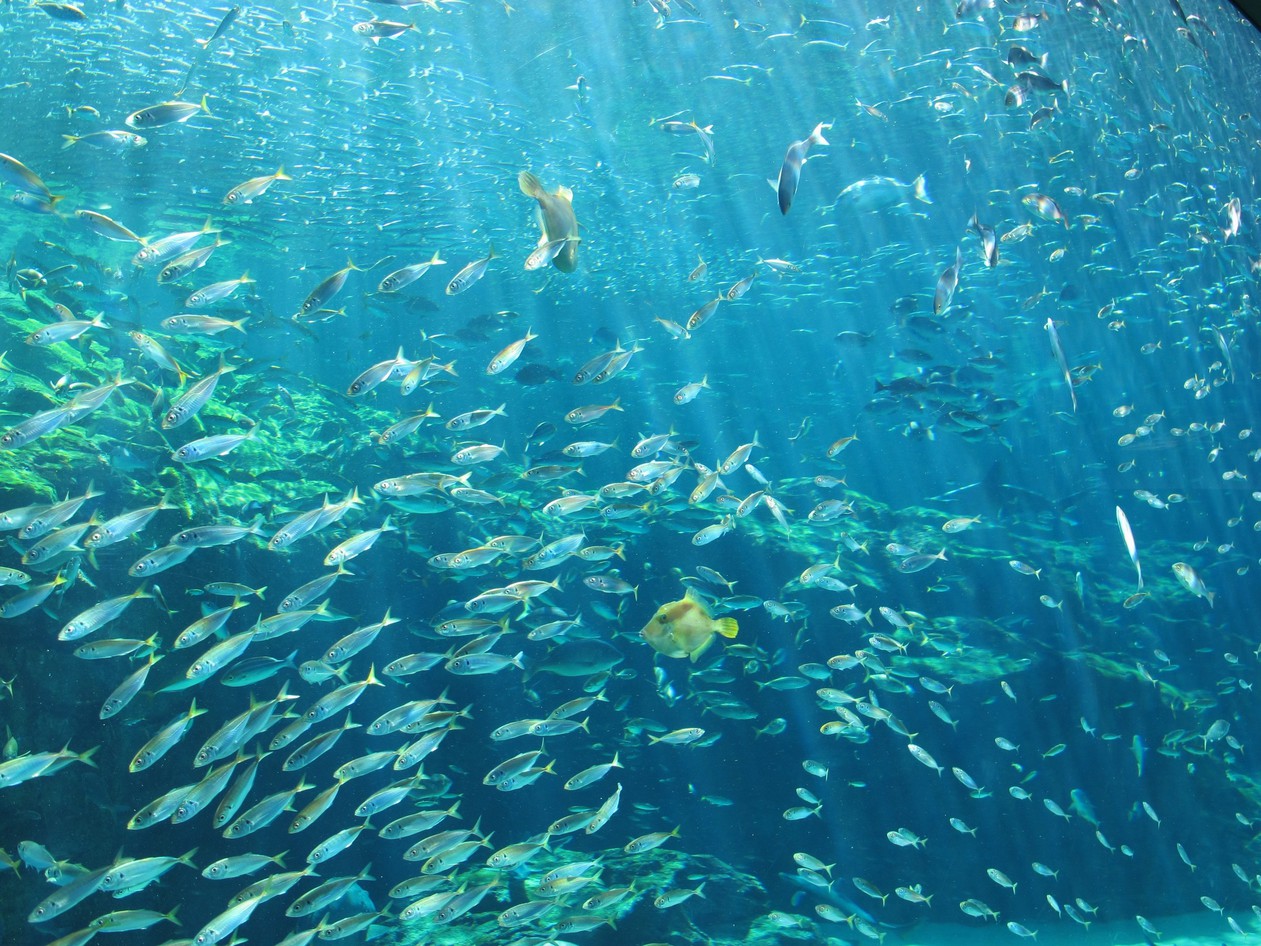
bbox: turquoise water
[1,2,1260,945]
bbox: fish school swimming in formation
[0,2,1259,946]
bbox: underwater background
[1,1,1260,945]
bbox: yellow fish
[640,591,738,662]
[518,170,579,273]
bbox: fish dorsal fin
[556,185,574,202]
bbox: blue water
[1,1,1260,944]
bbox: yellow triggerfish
[640,591,738,662]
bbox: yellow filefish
[518,170,579,273]
[640,591,738,662]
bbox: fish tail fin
[913,175,931,204]
[518,170,543,198]
[811,122,832,146]
[199,94,212,117]
[714,617,739,639]
[76,745,101,768]
[61,135,79,149]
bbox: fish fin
[518,170,543,198]
[714,617,739,639]
[556,185,573,201]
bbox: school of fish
[0,2,1260,946]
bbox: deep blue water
[1,1,1260,945]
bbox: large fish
[775,122,830,215]
[640,591,738,662]
[524,639,623,678]
[835,175,931,212]
[519,170,579,273]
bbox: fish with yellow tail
[640,590,738,662]
[518,170,579,273]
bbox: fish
[297,261,362,316]
[185,272,254,308]
[223,168,291,205]
[378,252,446,293]
[196,5,241,47]
[519,171,580,273]
[933,245,963,314]
[26,314,107,346]
[353,19,417,43]
[775,121,831,215]
[1115,506,1142,590]
[161,314,249,335]
[162,359,237,429]
[835,175,930,211]
[525,639,623,678]
[640,590,739,662]
[487,330,537,375]
[158,238,228,283]
[125,96,211,129]
[75,210,146,243]
[1022,192,1068,226]
[1172,562,1214,607]
[0,11,1256,946]
[1044,317,1077,413]
[446,245,498,295]
[968,212,999,267]
[133,219,218,268]
[0,152,53,198]
[172,427,258,463]
[61,130,147,150]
